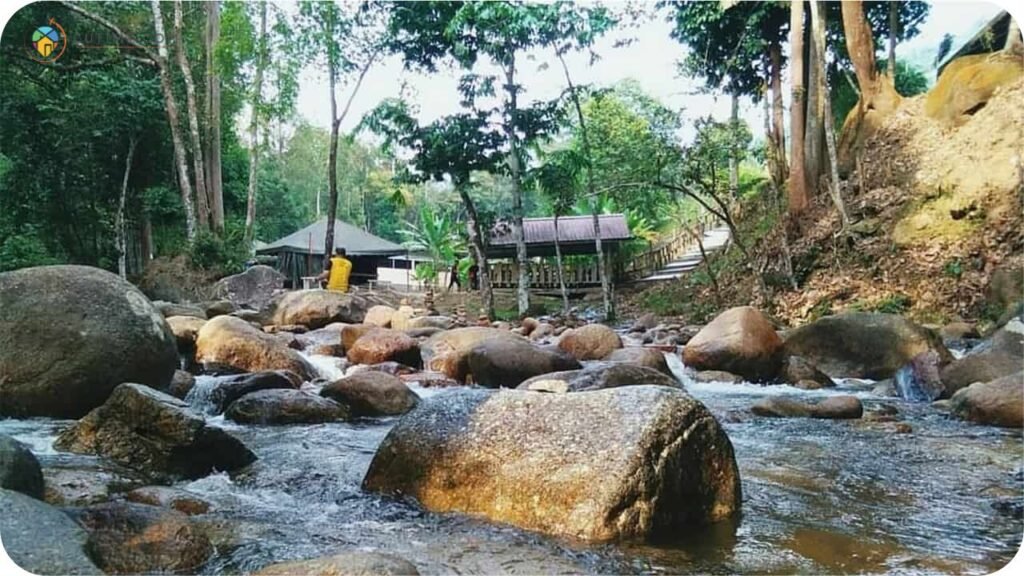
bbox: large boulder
[950,371,1024,428]
[518,363,681,393]
[0,489,100,575]
[751,395,864,419]
[365,305,397,327]
[255,552,420,576]
[212,265,285,311]
[683,306,783,382]
[196,315,315,380]
[341,323,377,351]
[782,312,952,379]
[154,301,207,319]
[0,434,44,499]
[320,372,419,417]
[925,51,1024,126]
[67,501,212,574]
[557,323,623,361]
[55,383,256,481]
[225,389,348,425]
[270,289,368,329]
[604,347,672,376]
[363,386,740,542]
[466,338,581,388]
[192,371,301,415]
[941,322,1024,396]
[0,265,179,418]
[347,328,422,368]
[420,327,523,381]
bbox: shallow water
[1,349,1021,574]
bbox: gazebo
[257,218,405,288]
[485,214,632,289]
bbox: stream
[1,348,1021,574]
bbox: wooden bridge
[488,213,726,290]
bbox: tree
[789,0,809,216]
[534,149,582,313]
[205,0,224,234]
[810,0,851,230]
[243,1,266,246]
[172,0,210,232]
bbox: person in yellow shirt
[318,247,353,292]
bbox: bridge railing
[616,212,721,283]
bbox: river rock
[779,356,835,388]
[0,488,100,575]
[167,315,207,349]
[420,327,524,381]
[197,370,302,414]
[400,372,460,388]
[55,383,256,481]
[693,370,745,384]
[341,323,376,350]
[390,305,416,330]
[518,363,681,393]
[683,307,783,382]
[950,371,1024,428]
[0,434,44,499]
[940,323,1024,396]
[604,347,672,376]
[782,312,952,379]
[939,321,980,343]
[195,315,315,380]
[557,323,623,361]
[365,305,397,327]
[212,265,285,311]
[0,265,179,418]
[42,462,146,507]
[403,327,444,339]
[225,389,348,424]
[125,486,211,515]
[270,289,368,329]
[407,315,455,330]
[68,501,212,574]
[155,301,207,319]
[630,312,659,333]
[321,372,419,417]
[894,350,945,401]
[255,552,420,576]
[751,395,863,419]
[347,328,422,368]
[363,386,740,542]
[348,361,419,377]
[466,338,581,388]
[169,370,197,399]
[529,322,555,342]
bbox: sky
[292,1,1006,145]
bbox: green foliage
[0,228,63,272]
[832,60,930,130]
[874,293,912,314]
[943,258,964,280]
[188,229,249,275]
[400,204,465,267]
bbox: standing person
[447,261,462,293]
[468,263,479,291]
[318,247,352,292]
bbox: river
[1,349,1020,574]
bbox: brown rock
[269,289,368,329]
[68,501,212,574]
[195,316,314,380]
[520,317,540,336]
[125,486,210,515]
[407,316,455,330]
[225,389,348,425]
[557,323,623,361]
[321,371,420,417]
[363,386,740,542]
[399,373,461,388]
[693,370,745,384]
[347,328,422,368]
[751,395,863,419]
[466,338,581,388]
[941,324,1023,396]
[341,323,378,351]
[365,305,397,328]
[782,312,952,379]
[390,305,416,330]
[604,347,671,376]
[683,307,783,382]
[518,362,681,393]
[528,322,555,342]
[420,327,524,381]
[166,315,207,349]
[950,371,1024,428]
[168,370,196,399]
[779,356,835,388]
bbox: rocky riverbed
[1,265,1021,575]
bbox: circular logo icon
[30,20,66,64]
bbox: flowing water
[1,348,1021,574]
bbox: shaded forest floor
[623,77,1024,331]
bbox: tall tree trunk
[502,55,530,317]
[205,0,224,234]
[558,52,613,320]
[1006,18,1022,51]
[842,0,882,95]
[116,137,138,280]
[173,0,210,233]
[151,0,197,241]
[729,92,739,197]
[888,0,897,76]
[244,1,266,247]
[142,213,154,262]
[456,185,494,320]
[788,0,809,216]
[553,214,569,314]
[812,0,852,230]
[804,0,825,198]
[769,40,787,176]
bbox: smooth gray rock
[0,488,100,574]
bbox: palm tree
[400,204,464,286]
